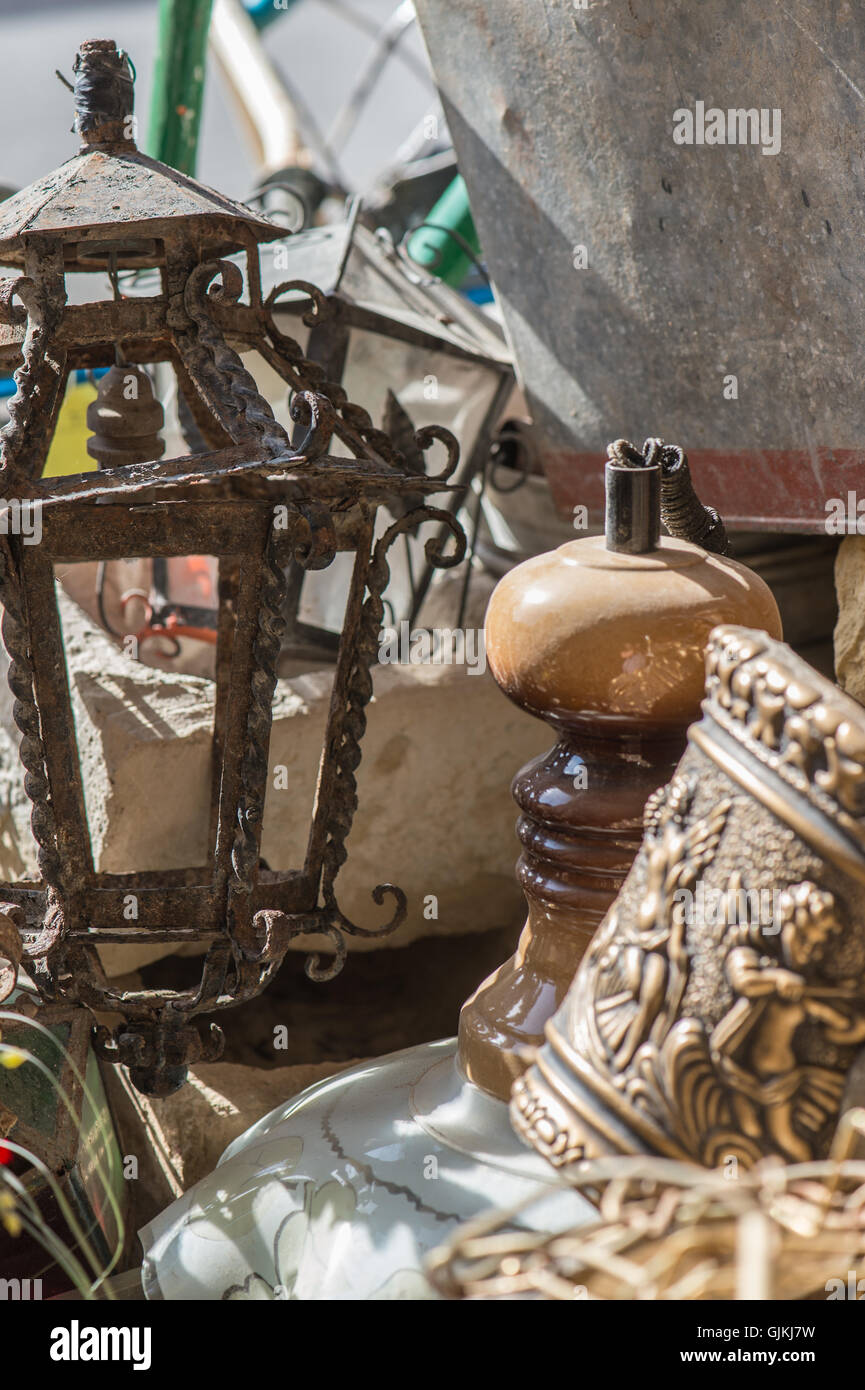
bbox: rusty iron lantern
[0,39,463,1096]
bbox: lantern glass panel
[24,500,275,886]
[342,328,501,466]
[53,560,220,873]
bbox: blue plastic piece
[0,368,108,399]
[463,284,495,306]
[242,0,298,30]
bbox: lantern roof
[0,152,285,268]
[0,39,282,269]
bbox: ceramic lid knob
[485,532,782,734]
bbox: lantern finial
[71,39,135,151]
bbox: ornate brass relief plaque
[513,626,865,1171]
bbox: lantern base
[139,1038,588,1300]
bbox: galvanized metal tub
[415,0,865,532]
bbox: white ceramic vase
[140,1038,589,1300]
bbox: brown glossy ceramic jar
[459,461,782,1102]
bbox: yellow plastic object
[43,378,99,477]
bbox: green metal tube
[406,174,481,287]
[146,0,214,175]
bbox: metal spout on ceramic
[604,458,661,554]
